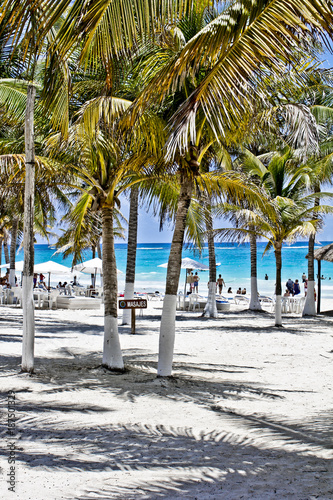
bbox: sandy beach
[1,299,332,500]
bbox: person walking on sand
[216,274,225,295]
[193,272,200,293]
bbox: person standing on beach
[193,272,200,293]
[187,271,194,294]
[216,275,225,294]
[286,278,294,295]
[293,279,300,295]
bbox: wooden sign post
[118,299,148,334]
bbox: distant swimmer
[264,273,268,280]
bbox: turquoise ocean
[3,240,333,301]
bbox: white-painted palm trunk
[102,316,124,370]
[22,275,35,371]
[302,281,316,316]
[275,295,282,326]
[249,277,262,310]
[122,281,135,325]
[21,84,36,373]
[157,295,177,376]
[9,269,16,288]
[203,282,218,317]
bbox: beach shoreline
[0,300,332,499]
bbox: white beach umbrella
[34,261,72,274]
[34,260,73,288]
[158,257,209,298]
[0,260,24,272]
[158,257,209,271]
[73,257,103,275]
[73,257,122,287]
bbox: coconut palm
[54,208,126,268]
[47,86,167,369]
[218,148,333,326]
[122,187,139,325]
[152,152,264,376]
[128,0,333,157]
[0,0,72,372]
[298,72,333,315]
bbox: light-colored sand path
[0,301,332,499]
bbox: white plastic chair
[12,288,22,307]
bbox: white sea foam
[284,245,321,249]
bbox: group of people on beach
[0,272,11,287]
[186,271,201,293]
[284,273,314,297]
[186,271,244,296]
[285,278,301,297]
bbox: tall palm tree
[47,91,165,369]
[300,72,333,315]
[130,0,333,155]
[122,187,139,325]
[218,149,333,326]
[0,0,71,372]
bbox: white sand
[1,300,332,500]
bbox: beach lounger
[259,295,273,304]
[56,296,102,309]
[234,295,249,305]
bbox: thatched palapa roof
[310,243,333,262]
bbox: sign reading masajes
[118,299,147,309]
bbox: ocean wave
[138,247,164,250]
[283,245,321,249]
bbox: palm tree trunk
[303,191,319,316]
[22,84,36,373]
[91,246,96,286]
[101,204,124,370]
[9,217,18,287]
[274,242,282,327]
[249,232,261,311]
[203,201,217,317]
[0,236,2,276]
[302,233,316,316]
[158,173,193,376]
[4,229,9,270]
[122,187,139,325]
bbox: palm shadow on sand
[1,307,332,499]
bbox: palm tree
[218,149,333,326]
[130,1,333,155]
[122,187,139,325]
[300,72,333,315]
[0,0,71,372]
[47,89,166,369]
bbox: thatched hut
[307,243,333,313]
